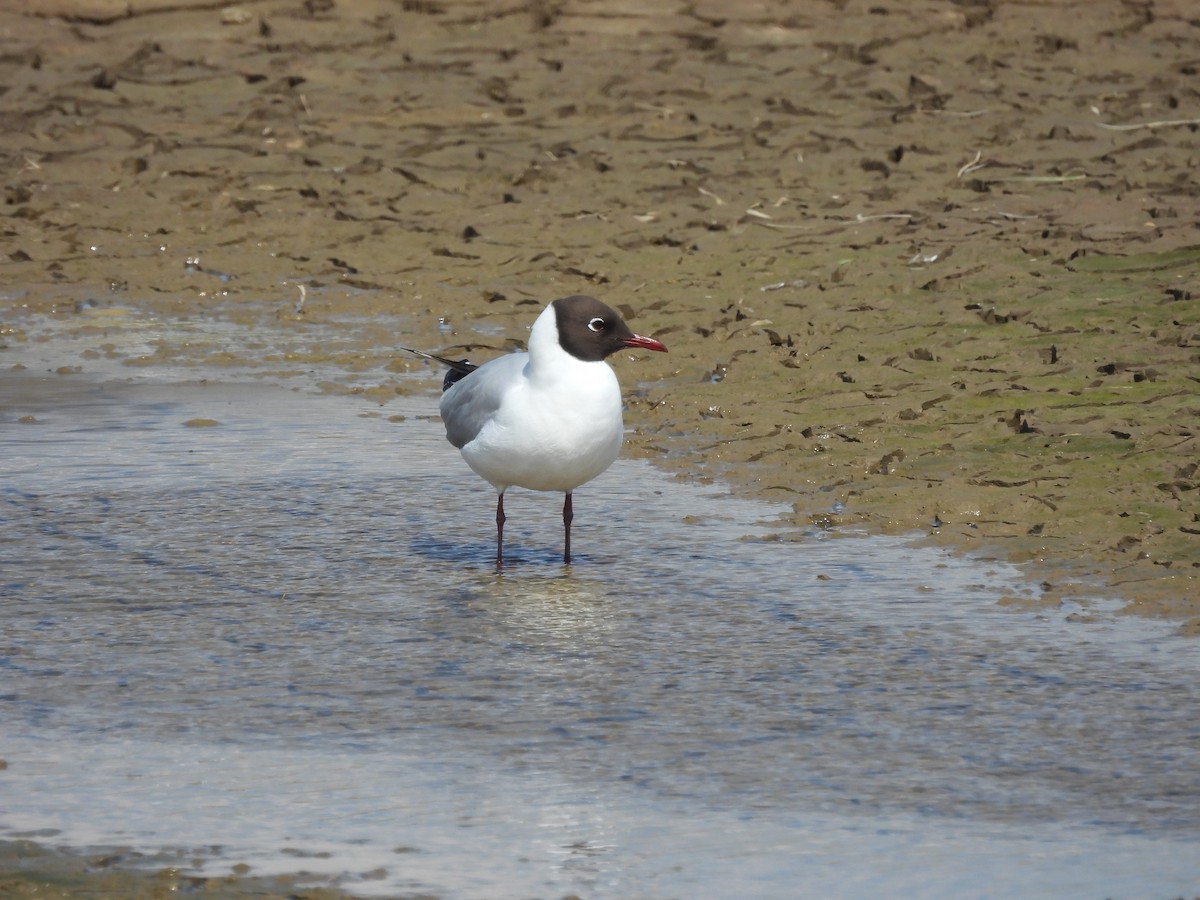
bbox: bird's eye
[587,317,606,333]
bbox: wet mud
[3,0,1198,623]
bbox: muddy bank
[1,0,1197,633]
[0,838,354,898]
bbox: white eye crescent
[588,317,606,332]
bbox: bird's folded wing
[439,353,528,449]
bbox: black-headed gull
[410,295,667,566]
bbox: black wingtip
[401,348,478,392]
[441,366,473,391]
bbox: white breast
[454,358,624,493]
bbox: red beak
[623,334,668,353]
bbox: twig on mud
[761,279,809,291]
[851,212,913,223]
[746,209,912,232]
[1096,117,1200,131]
[957,150,986,178]
[934,108,992,118]
[698,186,725,206]
[748,220,810,231]
[988,171,1088,184]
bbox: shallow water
[2,363,1199,898]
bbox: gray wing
[438,352,528,449]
